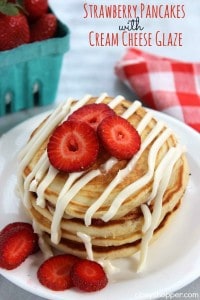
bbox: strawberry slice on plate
[98,115,141,160]
[1,222,34,237]
[68,103,115,131]
[37,254,80,291]
[47,120,99,172]
[0,222,39,254]
[0,224,39,270]
[70,259,108,292]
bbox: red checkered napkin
[115,48,200,132]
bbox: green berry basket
[0,15,70,116]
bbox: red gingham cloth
[115,48,200,132]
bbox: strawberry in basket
[0,0,57,51]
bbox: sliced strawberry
[98,115,141,160]
[0,222,33,237]
[30,13,57,42]
[0,226,38,270]
[71,259,108,292]
[68,103,115,131]
[47,121,99,172]
[37,254,80,291]
[0,222,39,254]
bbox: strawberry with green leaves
[0,0,30,51]
[0,0,58,50]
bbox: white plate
[0,110,200,300]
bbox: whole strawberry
[30,13,57,42]
[23,0,48,20]
[0,1,30,51]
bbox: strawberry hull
[0,13,70,116]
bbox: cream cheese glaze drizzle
[50,95,135,244]
[32,219,53,259]
[77,232,94,261]
[101,127,172,223]
[50,98,141,243]
[51,169,101,244]
[147,145,185,205]
[18,98,74,203]
[88,121,165,225]
[18,99,74,180]
[140,145,182,235]
[23,152,47,208]
[84,101,143,226]
[98,259,120,275]
[18,94,96,206]
[138,144,185,272]
[17,94,185,271]
[36,166,59,208]
[29,154,49,193]
[141,204,152,233]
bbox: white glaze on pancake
[17,94,188,271]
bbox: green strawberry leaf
[15,0,28,15]
[0,2,19,16]
[17,0,24,6]
[0,0,7,6]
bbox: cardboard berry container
[0,16,70,116]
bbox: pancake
[17,94,189,270]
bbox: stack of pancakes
[18,95,189,261]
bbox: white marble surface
[0,0,200,299]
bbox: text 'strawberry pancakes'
[17,94,189,272]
